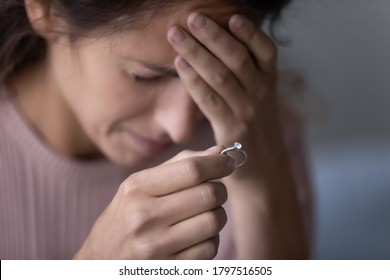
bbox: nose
[154,81,199,143]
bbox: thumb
[163,145,225,165]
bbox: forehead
[105,1,255,64]
[111,0,243,55]
[164,0,244,29]
[129,0,246,35]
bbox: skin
[6,0,308,259]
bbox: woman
[0,0,311,259]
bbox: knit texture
[0,85,131,259]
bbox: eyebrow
[141,62,179,77]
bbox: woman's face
[46,1,241,166]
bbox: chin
[100,135,172,169]
[105,149,154,169]
[108,154,143,168]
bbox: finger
[167,207,227,254]
[229,14,278,74]
[176,55,257,124]
[174,55,234,124]
[168,26,247,114]
[173,235,220,260]
[160,181,228,225]
[187,12,260,93]
[126,154,234,196]
[162,145,224,165]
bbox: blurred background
[276,0,390,259]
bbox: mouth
[123,129,172,156]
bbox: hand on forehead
[162,0,259,33]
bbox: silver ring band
[220,142,247,168]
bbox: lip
[123,129,171,156]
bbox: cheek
[93,72,155,116]
[53,47,154,132]
[70,70,155,131]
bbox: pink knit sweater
[0,85,133,259]
[0,84,311,259]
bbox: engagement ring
[220,142,247,168]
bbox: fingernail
[169,26,186,43]
[231,15,246,31]
[189,13,207,29]
[177,57,191,70]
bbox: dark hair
[0,0,291,80]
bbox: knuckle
[189,74,204,88]
[263,43,278,63]
[118,181,131,196]
[119,177,138,196]
[234,122,251,139]
[129,204,155,233]
[199,90,219,107]
[234,47,251,69]
[242,105,257,122]
[130,209,150,231]
[208,28,223,44]
[246,25,258,42]
[122,172,146,193]
[201,182,227,206]
[181,40,199,58]
[177,149,194,159]
[182,159,203,184]
[211,69,230,86]
[137,239,162,259]
[234,102,257,124]
[204,210,222,234]
[198,183,219,206]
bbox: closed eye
[133,75,164,83]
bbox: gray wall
[277,0,390,259]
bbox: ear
[24,0,64,40]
